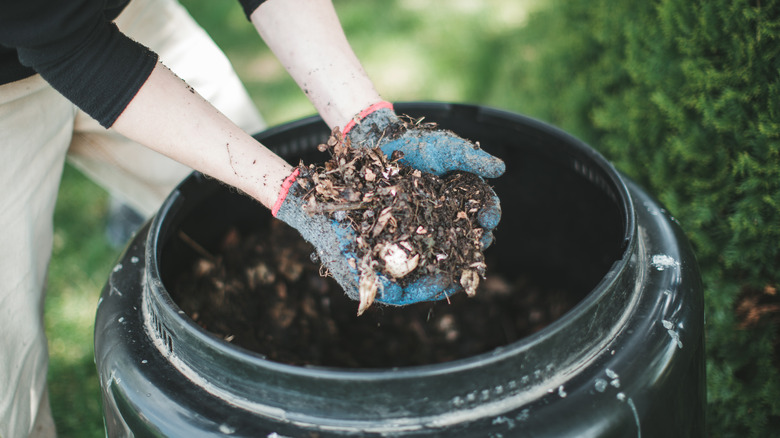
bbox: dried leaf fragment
[377,243,420,279]
[357,257,380,316]
[372,207,394,237]
[460,270,480,297]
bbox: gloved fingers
[379,137,432,171]
[477,189,502,231]
[386,130,506,179]
[304,215,458,308]
[296,217,363,301]
[449,144,506,179]
[375,273,457,306]
[479,230,495,251]
[316,252,361,302]
[375,278,403,304]
[344,105,399,148]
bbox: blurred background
[47,0,779,436]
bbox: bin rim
[142,102,639,380]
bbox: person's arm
[1,1,292,208]
[111,62,292,209]
[111,0,379,207]
[249,0,383,130]
[0,0,159,128]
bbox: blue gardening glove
[344,101,504,249]
[273,169,459,314]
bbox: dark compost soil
[295,127,493,314]
[171,220,576,368]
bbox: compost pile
[170,123,578,368]
[171,221,576,368]
[295,125,492,314]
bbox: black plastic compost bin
[94,103,704,437]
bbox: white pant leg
[68,0,265,217]
[0,74,73,438]
[29,389,56,438]
[1,1,265,436]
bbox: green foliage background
[46,0,778,436]
[502,0,780,435]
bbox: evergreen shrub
[489,0,780,435]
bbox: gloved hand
[344,101,504,249]
[272,169,459,313]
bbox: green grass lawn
[46,165,118,437]
[46,2,541,436]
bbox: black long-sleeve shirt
[0,0,267,127]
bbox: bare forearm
[251,0,382,129]
[111,62,293,209]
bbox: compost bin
[94,102,704,437]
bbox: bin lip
[142,102,638,380]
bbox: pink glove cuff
[271,168,301,217]
[342,101,394,135]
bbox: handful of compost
[297,128,493,314]
[273,103,504,315]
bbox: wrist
[344,101,403,149]
[342,101,395,135]
[272,168,301,217]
